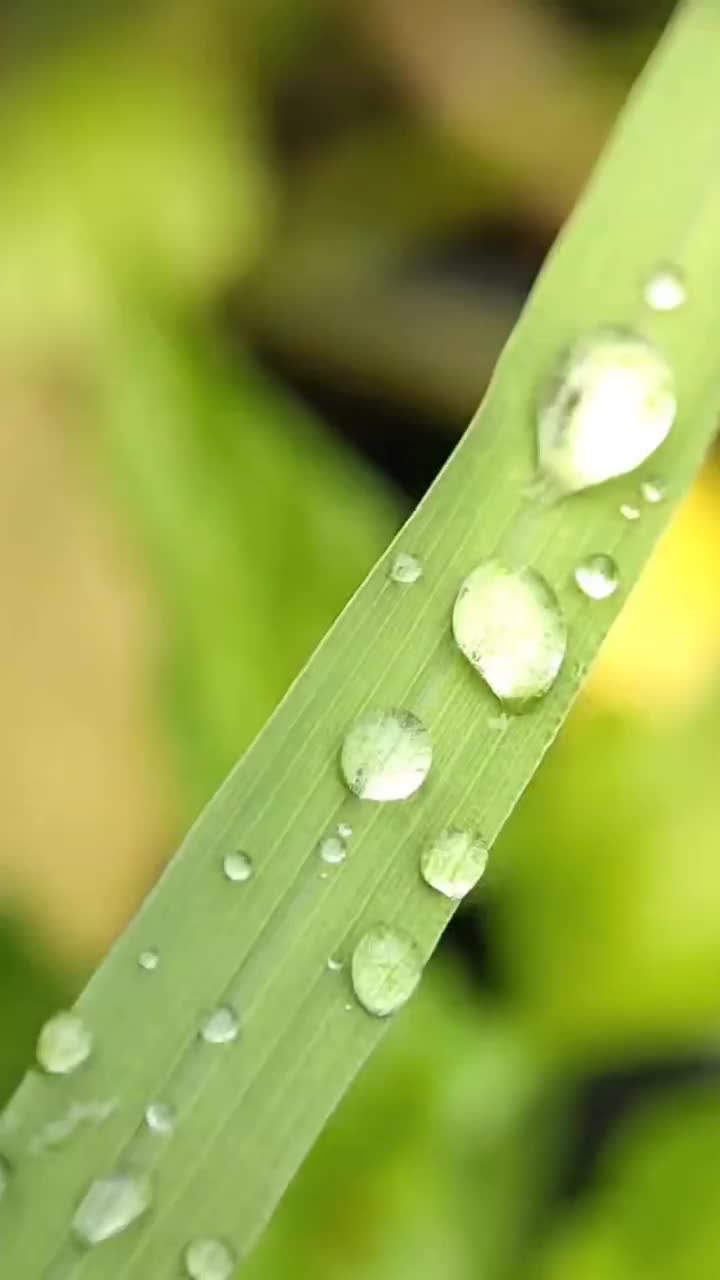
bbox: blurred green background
[2,1,720,1276]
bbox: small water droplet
[138,949,159,973]
[351,925,423,1017]
[340,709,432,801]
[337,821,353,840]
[319,835,347,866]
[200,1007,239,1046]
[420,828,489,901]
[222,852,253,884]
[620,503,640,521]
[327,954,344,972]
[0,1155,10,1198]
[184,1236,237,1280]
[145,1102,176,1137]
[452,560,566,708]
[641,478,665,504]
[574,554,620,601]
[72,1171,152,1245]
[37,1012,93,1076]
[643,265,686,313]
[537,329,676,493]
[388,552,423,585]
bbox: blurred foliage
[2,0,720,1276]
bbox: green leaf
[4,1,720,1273]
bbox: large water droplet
[200,1007,239,1045]
[222,852,253,884]
[452,560,566,708]
[644,265,686,313]
[641,478,665,504]
[184,1236,237,1280]
[319,834,347,866]
[351,925,422,1017]
[574,554,620,601]
[72,1171,152,1245]
[145,1102,176,1137]
[537,329,676,493]
[420,827,489,900]
[37,1012,93,1075]
[138,948,159,973]
[340,709,432,801]
[388,552,423,585]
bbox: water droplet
[72,1171,152,1245]
[620,503,640,521]
[337,821,353,840]
[388,552,423,585]
[184,1236,237,1280]
[537,329,676,493]
[644,265,686,313]
[200,1007,239,1045]
[138,948,159,973]
[37,1012,93,1076]
[351,925,422,1017]
[222,852,253,883]
[327,954,344,972]
[452,560,566,708]
[574,554,620,601]
[319,834,347,866]
[145,1102,176,1137]
[641,478,665,504]
[340,709,432,801]
[420,827,489,901]
[0,1155,9,1198]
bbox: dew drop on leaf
[452,560,566,708]
[36,1012,93,1076]
[319,834,347,866]
[388,552,423,584]
[641,477,665,504]
[620,503,641,521]
[351,925,422,1017]
[72,1171,152,1245]
[643,265,686,312]
[337,821,353,840]
[574,554,620,601]
[184,1236,237,1279]
[222,852,254,884]
[420,827,489,900]
[138,948,159,973]
[340,709,432,801]
[200,1007,239,1046]
[537,329,676,492]
[326,954,344,972]
[144,1102,176,1137]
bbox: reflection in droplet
[452,560,566,708]
[574,554,620,601]
[72,1171,152,1245]
[36,1012,93,1076]
[340,709,432,801]
[420,828,489,900]
[351,925,422,1017]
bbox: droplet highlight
[145,1102,176,1137]
[222,852,253,884]
[420,827,489,900]
[641,478,665,504]
[200,1007,239,1046]
[452,560,566,708]
[138,948,159,973]
[388,552,423,585]
[643,265,686,313]
[351,925,423,1017]
[72,1171,152,1245]
[537,329,676,493]
[184,1236,237,1280]
[340,709,432,801]
[37,1012,93,1076]
[620,503,640,521]
[574,554,620,601]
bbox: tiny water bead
[537,329,676,493]
[184,1236,237,1280]
[222,851,253,883]
[145,1102,176,1137]
[641,478,665,504]
[138,948,159,973]
[388,552,423,585]
[72,1171,152,1245]
[574,554,620,601]
[620,503,640,521]
[643,265,686,312]
[351,925,423,1017]
[340,709,432,801]
[420,828,489,901]
[337,821,353,840]
[327,954,344,972]
[452,560,566,708]
[319,834,347,866]
[200,1007,239,1046]
[37,1012,93,1076]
